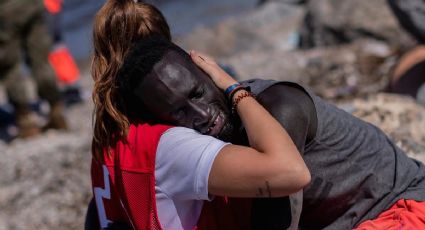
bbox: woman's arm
[190,51,311,198]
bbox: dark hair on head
[117,35,189,100]
[91,0,171,159]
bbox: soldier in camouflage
[0,0,67,137]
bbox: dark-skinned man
[88,37,425,230]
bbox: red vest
[91,123,252,229]
[91,123,171,229]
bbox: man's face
[134,50,234,140]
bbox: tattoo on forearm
[257,188,264,196]
[266,181,272,197]
[256,181,272,198]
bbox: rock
[346,93,425,163]
[0,74,93,230]
[176,2,305,58]
[224,39,396,100]
[299,0,413,48]
[179,4,400,101]
[258,0,307,5]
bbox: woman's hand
[190,50,238,91]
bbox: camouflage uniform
[0,0,66,135]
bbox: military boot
[15,107,41,138]
[43,102,68,131]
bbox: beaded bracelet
[232,91,256,113]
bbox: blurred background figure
[44,0,84,106]
[388,0,425,44]
[0,0,67,138]
[388,0,425,104]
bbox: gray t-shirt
[243,79,425,230]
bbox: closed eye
[170,108,185,120]
[190,87,205,100]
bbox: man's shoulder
[241,79,314,111]
[241,79,310,97]
[242,79,318,143]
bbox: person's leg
[1,55,29,109]
[24,7,67,130]
[25,8,60,106]
[354,199,425,230]
[0,9,40,137]
[390,46,425,103]
[3,65,42,137]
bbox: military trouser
[0,0,60,109]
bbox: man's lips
[205,112,224,137]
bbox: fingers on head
[190,51,215,74]
[190,50,215,64]
[198,52,215,63]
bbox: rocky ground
[0,73,94,230]
[1,1,425,229]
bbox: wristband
[224,83,241,96]
[228,86,246,100]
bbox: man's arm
[256,82,317,149]
[251,82,317,230]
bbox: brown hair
[91,0,171,159]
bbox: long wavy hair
[91,0,171,159]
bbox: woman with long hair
[90,0,309,229]
[91,0,171,157]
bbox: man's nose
[189,102,210,130]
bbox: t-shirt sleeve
[155,127,228,201]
